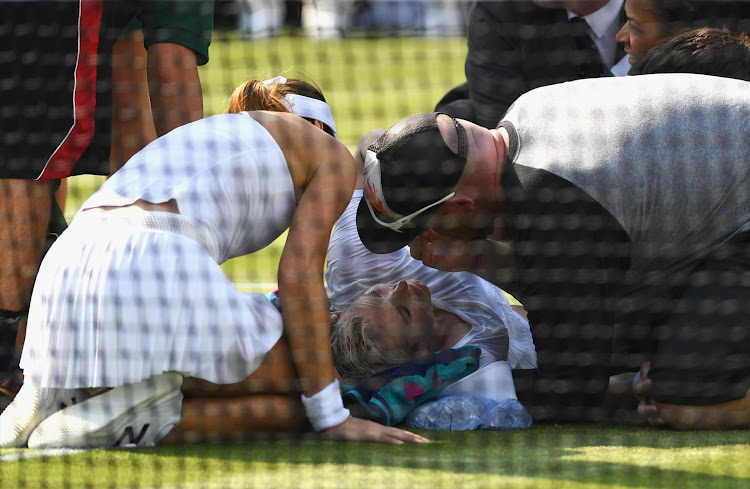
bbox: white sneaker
[0,385,91,447]
[28,372,183,449]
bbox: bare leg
[162,395,309,444]
[1,179,51,401]
[0,179,54,312]
[181,336,301,397]
[636,363,750,430]
[170,336,310,442]
[110,30,157,176]
[646,392,750,430]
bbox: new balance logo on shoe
[115,424,150,446]
[58,395,82,411]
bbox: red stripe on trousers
[39,0,103,180]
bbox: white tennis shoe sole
[0,385,91,448]
[28,372,183,449]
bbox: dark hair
[227,77,336,137]
[649,1,715,29]
[631,28,750,81]
[647,1,750,33]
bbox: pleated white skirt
[21,210,283,389]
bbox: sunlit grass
[66,33,466,291]
[2,425,749,489]
[199,33,467,149]
[44,31,750,489]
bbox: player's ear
[440,193,477,213]
[330,310,343,326]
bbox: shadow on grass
[145,423,750,489]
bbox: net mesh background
[1,1,749,488]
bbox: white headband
[262,76,337,138]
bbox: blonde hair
[330,296,414,386]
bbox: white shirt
[568,0,624,68]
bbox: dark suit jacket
[437,0,625,128]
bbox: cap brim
[356,196,423,254]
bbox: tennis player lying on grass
[0,76,427,448]
[327,129,689,430]
[325,130,537,431]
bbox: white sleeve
[325,190,416,309]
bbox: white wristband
[300,379,351,432]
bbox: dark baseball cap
[356,112,468,254]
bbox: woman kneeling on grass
[0,76,428,448]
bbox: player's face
[360,280,436,357]
[616,0,673,65]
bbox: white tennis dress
[22,113,297,389]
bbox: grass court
[8,32,748,489]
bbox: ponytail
[227,80,293,113]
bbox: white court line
[0,448,91,462]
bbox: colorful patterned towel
[342,346,481,426]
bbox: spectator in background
[0,1,213,410]
[630,27,750,81]
[616,0,750,71]
[295,0,469,39]
[238,0,286,40]
[436,0,627,128]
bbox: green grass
[199,32,468,148]
[66,32,467,292]
[53,33,750,488]
[2,425,749,488]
